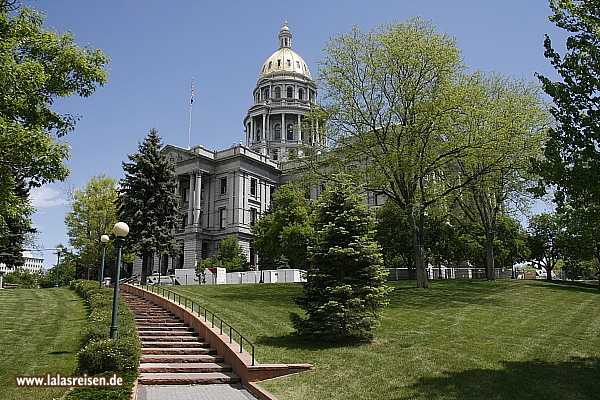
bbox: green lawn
[169,280,600,400]
[0,288,86,400]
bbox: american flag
[190,82,194,105]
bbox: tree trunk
[546,267,553,281]
[485,231,496,281]
[408,213,428,289]
[141,251,149,284]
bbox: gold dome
[259,22,312,79]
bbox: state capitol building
[133,23,326,277]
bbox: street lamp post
[109,222,129,339]
[54,246,63,288]
[99,235,110,289]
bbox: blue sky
[24,0,565,268]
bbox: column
[262,113,267,143]
[187,172,195,227]
[193,172,202,226]
[281,113,285,142]
[297,114,302,142]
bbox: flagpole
[188,79,194,149]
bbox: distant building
[0,251,44,287]
[132,23,324,277]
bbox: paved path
[137,384,257,400]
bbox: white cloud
[30,186,66,209]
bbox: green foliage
[536,1,600,288]
[526,212,566,280]
[117,129,180,282]
[69,280,140,376]
[199,236,249,272]
[0,5,109,243]
[65,174,118,270]
[291,179,391,342]
[2,267,41,288]
[38,258,76,288]
[252,183,314,268]
[77,338,140,376]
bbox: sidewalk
[137,384,257,400]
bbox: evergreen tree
[291,180,392,342]
[117,129,179,283]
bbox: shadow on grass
[256,333,364,351]
[528,280,600,295]
[403,357,600,400]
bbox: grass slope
[170,280,600,400]
[0,288,86,400]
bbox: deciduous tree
[251,183,314,269]
[0,4,108,258]
[65,174,118,280]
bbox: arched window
[274,124,281,140]
[263,88,269,99]
[298,88,304,100]
[286,123,294,140]
[256,128,261,141]
[274,87,281,98]
[254,92,259,102]
[287,87,293,98]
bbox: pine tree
[290,179,392,342]
[117,129,179,283]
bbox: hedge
[67,280,140,399]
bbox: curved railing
[139,284,255,366]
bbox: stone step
[141,354,224,363]
[139,362,232,373]
[139,335,201,342]
[137,326,194,332]
[135,318,182,324]
[136,320,185,325]
[138,330,200,337]
[142,341,210,348]
[137,372,240,385]
[142,347,217,355]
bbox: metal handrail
[139,284,255,366]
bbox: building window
[274,124,281,140]
[250,208,257,225]
[287,86,293,98]
[263,88,269,99]
[219,207,226,229]
[183,187,190,203]
[256,128,261,141]
[286,123,294,140]
[181,214,187,229]
[250,178,257,196]
[268,61,272,69]
[287,59,291,66]
[296,61,301,69]
[272,149,279,160]
[298,88,304,100]
[220,177,227,194]
[274,87,281,98]
[277,59,281,67]
[199,211,204,227]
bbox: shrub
[77,338,141,375]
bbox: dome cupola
[259,22,311,79]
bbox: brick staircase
[121,291,241,385]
